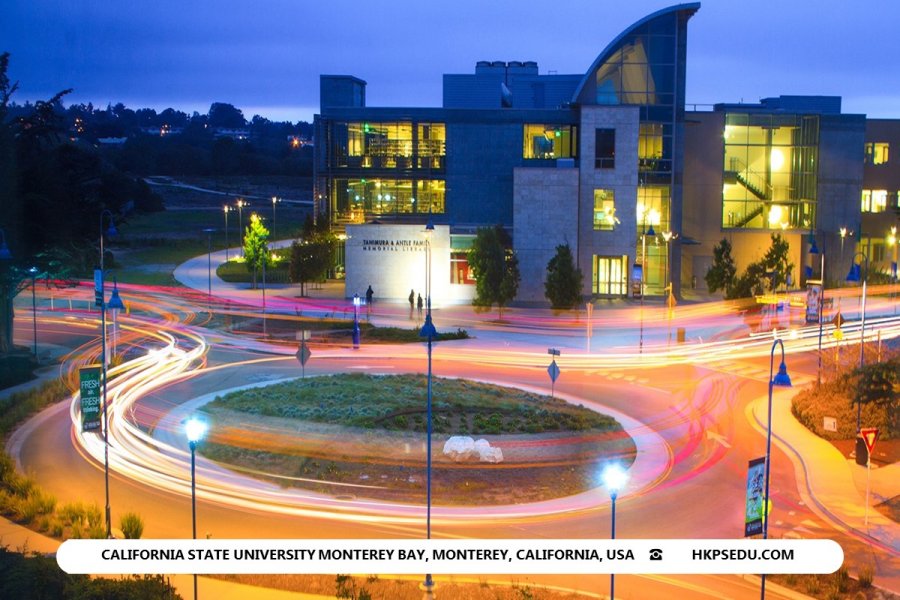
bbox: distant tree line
[6,96,314,178]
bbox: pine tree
[544,243,584,309]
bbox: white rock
[443,436,476,462]
[474,438,504,463]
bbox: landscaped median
[197,373,636,505]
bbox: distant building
[314,3,899,302]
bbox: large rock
[442,436,503,463]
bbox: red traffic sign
[860,428,879,454]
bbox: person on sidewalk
[417,293,423,317]
[365,285,374,318]
[408,289,415,319]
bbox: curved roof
[571,3,700,105]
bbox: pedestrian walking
[408,289,415,319]
[417,293,423,317]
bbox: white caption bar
[57,539,843,575]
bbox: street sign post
[296,332,311,378]
[80,366,102,432]
[547,348,561,397]
[860,427,879,526]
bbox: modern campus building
[313,3,899,303]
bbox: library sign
[361,238,426,252]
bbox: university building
[313,3,899,303]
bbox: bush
[120,512,144,539]
[858,563,874,588]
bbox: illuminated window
[595,129,615,169]
[593,189,618,230]
[418,123,446,168]
[593,255,628,296]
[638,123,664,171]
[523,124,577,159]
[332,178,445,219]
[861,189,888,213]
[865,142,889,165]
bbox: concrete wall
[577,106,641,296]
[683,111,726,291]
[345,223,468,306]
[512,167,580,302]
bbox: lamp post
[808,236,826,386]
[419,218,437,599]
[352,294,361,349]
[99,209,118,539]
[28,266,38,358]
[185,417,207,600]
[889,226,898,313]
[846,251,869,432]
[0,228,10,260]
[222,206,231,262]
[108,278,124,361]
[639,223,655,353]
[603,464,628,600]
[761,338,792,600]
[236,199,246,258]
[271,196,279,241]
[203,228,215,311]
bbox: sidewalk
[748,389,899,589]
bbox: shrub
[858,563,874,588]
[120,511,144,539]
[834,565,850,592]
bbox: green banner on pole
[80,366,102,432]
[744,456,766,537]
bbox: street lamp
[639,223,655,353]
[352,294,361,349]
[271,196,279,241]
[603,463,628,600]
[807,236,826,386]
[889,226,898,313]
[222,206,231,262]
[236,199,246,258]
[0,228,11,260]
[203,228,215,311]
[185,417,207,600]
[98,209,118,539]
[419,217,437,599]
[28,266,38,358]
[108,278,124,361]
[661,230,678,306]
[846,251,869,431]
[761,338,792,600]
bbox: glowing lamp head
[185,418,207,444]
[602,463,628,495]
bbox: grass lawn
[198,374,634,504]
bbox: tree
[207,102,246,129]
[468,225,520,319]
[705,238,737,295]
[289,215,335,296]
[762,233,794,291]
[243,213,270,289]
[544,243,583,309]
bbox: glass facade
[522,124,577,159]
[636,185,669,293]
[722,113,818,230]
[333,178,445,221]
[328,121,445,169]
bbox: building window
[450,252,476,284]
[523,124,577,159]
[861,189,888,213]
[638,123,664,171]
[593,255,628,296]
[865,142,889,165]
[418,123,446,169]
[593,189,618,230]
[332,178,445,221]
[595,128,615,169]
